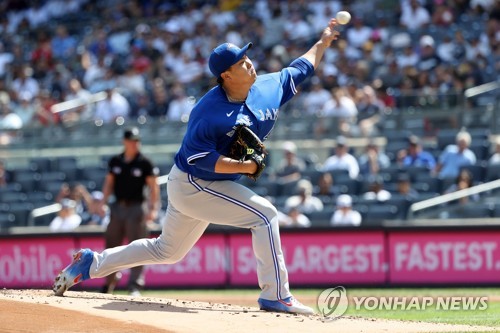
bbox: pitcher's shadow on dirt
[95,300,261,314]
[61,293,257,314]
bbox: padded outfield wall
[0,225,499,289]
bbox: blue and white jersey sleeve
[176,116,224,177]
[280,57,314,105]
[183,119,219,166]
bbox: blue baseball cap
[208,42,252,77]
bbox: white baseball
[336,11,351,25]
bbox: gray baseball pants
[89,164,292,301]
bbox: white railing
[407,178,500,219]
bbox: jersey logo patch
[226,110,234,117]
[235,114,252,127]
[132,168,142,177]
[112,166,121,174]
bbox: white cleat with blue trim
[258,296,315,315]
[53,248,94,296]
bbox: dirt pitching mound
[0,289,496,333]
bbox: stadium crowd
[0,0,499,228]
[0,0,497,133]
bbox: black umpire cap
[123,127,141,141]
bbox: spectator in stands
[11,66,40,101]
[56,182,91,220]
[362,175,392,202]
[444,169,480,205]
[330,194,362,226]
[355,85,385,137]
[313,172,338,198]
[0,160,9,187]
[82,53,108,90]
[88,28,114,59]
[358,139,390,177]
[396,46,419,69]
[418,35,442,73]
[277,206,311,228]
[82,191,110,227]
[147,77,170,118]
[51,25,77,61]
[13,91,36,126]
[488,137,500,165]
[166,83,194,122]
[435,131,476,179]
[273,141,306,185]
[31,30,54,79]
[0,93,22,130]
[61,78,94,124]
[321,136,360,179]
[395,173,420,201]
[49,198,82,232]
[397,135,436,170]
[399,0,431,32]
[346,17,373,50]
[320,88,358,137]
[0,42,14,78]
[33,89,60,126]
[284,179,323,215]
[94,85,130,123]
[431,2,455,27]
[303,76,332,116]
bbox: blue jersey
[175,57,314,181]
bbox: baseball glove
[228,125,267,181]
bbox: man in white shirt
[49,199,82,232]
[321,136,360,179]
[94,86,130,123]
[330,194,362,226]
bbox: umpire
[100,126,160,296]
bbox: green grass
[117,288,500,328]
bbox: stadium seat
[54,156,81,181]
[486,164,500,182]
[301,168,323,185]
[82,167,108,189]
[39,171,67,183]
[39,181,65,198]
[493,204,500,218]
[460,164,487,183]
[469,140,491,161]
[437,129,458,150]
[29,157,53,172]
[328,169,350,182]
[403,166,430,182]
[26,191,54,205]
[0,182,22,192]
[379,165,403,183]
[449,203,493,218]
[306,209,334,227]
[7,202,35,227]
[334,178,360,195]
[12,170,40,192]
[363,204,399,225]
[386,196,413,219]
[0,212,15,229]
[414,173,442,193]
[0,191,27,203]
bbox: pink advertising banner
[228,231,386,286]
[78,234,227,288]
[389,231,500,283]
[0,237,75,288]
